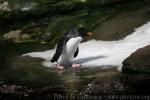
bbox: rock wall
[0,0,150,44]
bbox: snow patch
[22,22,150,71]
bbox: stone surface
[122,45,150,73]
[0,0,149,43]
[93,10,150,40]
[0,1,11,11]
[3,30,22,41]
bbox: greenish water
[0,42,150,100]
[0,42,119,88]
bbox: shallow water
[0,43,118,88]
[0,42,150,99]
[1,22,150,98]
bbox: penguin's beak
[86,32,93,36]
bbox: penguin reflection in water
[51,27,93,69]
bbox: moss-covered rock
[47,0,150,44]
[0,0,132,19]
[0,0,150,44]
[45,9,111,44]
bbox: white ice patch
[22,22,150,71]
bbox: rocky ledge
[122,45,150,73]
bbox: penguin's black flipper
[51,37,70,63]
[51,28,79,63]
[74,47,79,58]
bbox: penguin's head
[66,27,93,38]
[77,27,93,38]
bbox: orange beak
[86,32,93,36]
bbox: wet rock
[122,45,150,73]
[1,0,131,17]
[3,30,22,41]
[1,0,149,43]
[47,1,150,43]
[20,34,31,40]
[93,10,150,40]
[21,3,37,12]
[3,30,32,41]
[0,1,11,11]
[78,69,126,96]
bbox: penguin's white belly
[58,37,83,65]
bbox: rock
[122,45,150,73]
[21,3,37,12]
[3,30,32,41]
[1,0,150,43]
[93,10,150,40]
[0,0,148,21]
[1,0,131,16]
[0,1,11,11]
[3,30,22,41]
[20,34,31,40]
[47,1,150,44]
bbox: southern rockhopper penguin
[51,27,93,69]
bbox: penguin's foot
[72,64,81,68]
[58,64,65,70]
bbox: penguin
[51,27,93,69]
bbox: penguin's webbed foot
[72,64,81,68]
[58,64,65,70]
